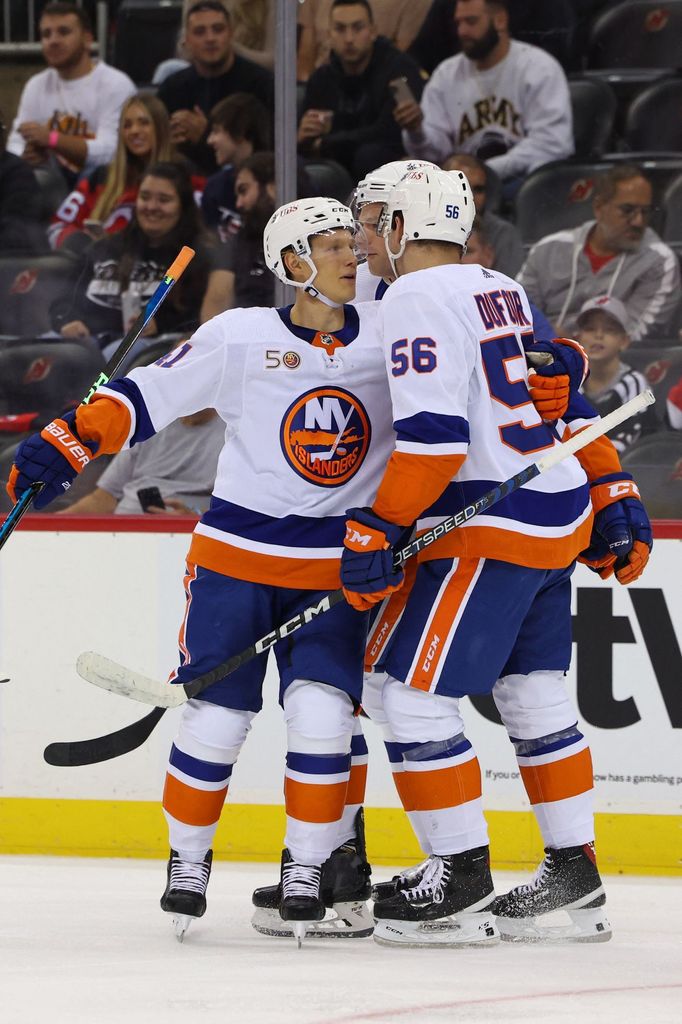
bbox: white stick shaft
[536,389,654,473]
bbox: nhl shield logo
[280,386,371,487]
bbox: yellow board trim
[0,798,679,875]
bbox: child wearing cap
[576,295,657,452]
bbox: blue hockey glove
[341,507,405,612]
[579,473,652,584]
[6,410,98,510]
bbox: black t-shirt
[52,231,226,341]
[158,57,274,174]
[221,230,274,309]
[201,166,240,240]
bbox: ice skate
[372,846,499,948]
[160,849,212,942]
[252,809,373,939]
[491,842,612,943]
[371,855,434,903]
[278,849,325,947]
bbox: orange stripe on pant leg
[163,773,228,827]
[406,756,482,812]
[392,770,415,811]
[284,777,348,823]
[520,747,594,806]
[409,559,481,692]
[364,557,419,671]
[345,763,367,805]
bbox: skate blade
[251,901,374,939]
[171,914,194,942]
[373,911,499,948]
[497,906,612,944]
[292,921,307,948]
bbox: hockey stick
[0,246,195,553]
[43,388,655,767]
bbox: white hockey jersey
[95,303,394,589]
[373,263,593,568]
[353,261,390,304]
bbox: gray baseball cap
[577,295,633,335]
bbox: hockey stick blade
[44,706,166,766]
[74,388,655,725]
[76,652,187,709]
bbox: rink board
[0,516,680,874]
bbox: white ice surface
[1,857,681,1024]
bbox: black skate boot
[371,855,434,903]
[160,849,213,942]
[279,849,325,947]
[373,846,499,947]
[252,809,373,939]
[491,842,612,943]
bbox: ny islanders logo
[280,386,371,487]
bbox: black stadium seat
[569,77,617,158]
[0,341,104,424]
[625,79,682,153]
[621,432,682,519]
[0,254,80,336]
[587,0,682,69]
[113,0,183,85]
[302,160,355,204]
[625,347,682,424]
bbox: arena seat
[113,0,183,85]
[302,160,355,204]
[0,254,80,337]
[587,1,682,70]
[0,341,104,423]
[626,347,682,424]
[569,78,617,158]
[620,432,682,519]
[624,79,682,153]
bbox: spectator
[0,110,47,254]
[48,92,177,252]
[396,0,573,184]
[297,0,424,180]
[60,410,224,516]
[203,92,271,239]
[442,151,523,276]
[7,2,135,186]
[519,164,681,344]
[158,0,274,176]
[217,151,276,310]
[296,0,431,81]
[462,216,555,342]
[574,296,657,453]
[51,162,229,348]
[409,0,576,76]
[667,378,682,430]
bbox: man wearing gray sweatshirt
[519,164,680,344]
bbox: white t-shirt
[403,40,573,179]
[8,61,136,170]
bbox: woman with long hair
[52,162,228,348]
[48,93,178,251]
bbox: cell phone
[137,486,166,512]
[389,77,416,106]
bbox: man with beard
[7,2,134,184]
[519,165,681,344]
[395,0,573,184]
[218,152,277,310]
[158,1,274,176]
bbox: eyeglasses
[614,203,654,221]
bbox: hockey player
[340,165,652,946]
[251,160,591,940]
[6,196,399,944]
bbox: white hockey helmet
[379,166,475,275]
[353,159,440,210]
[263,196,358,305]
